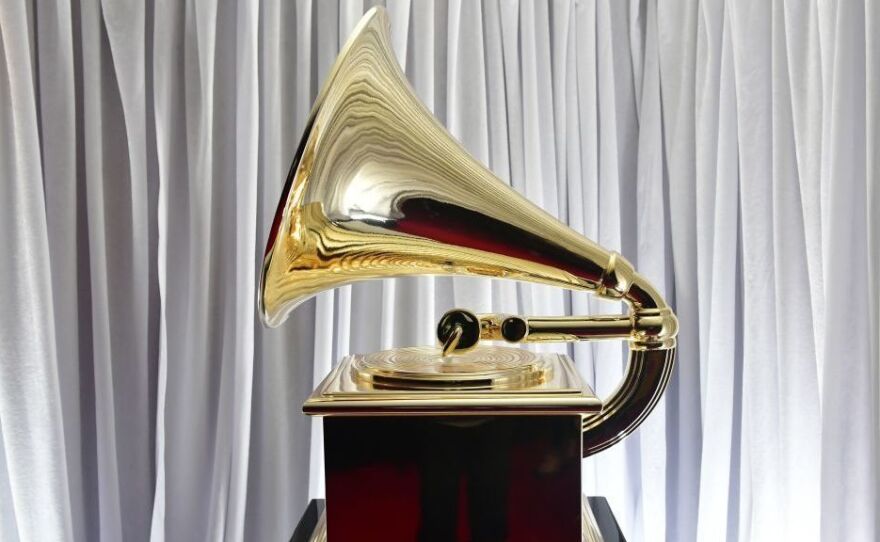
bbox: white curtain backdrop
[1,0,878,540]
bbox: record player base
[289,496,626,542]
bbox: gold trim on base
[303,348,600,416]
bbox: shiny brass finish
[303,348,600,416]
[259,6,678,457]
[440,324,464,356]
[464,306,678,348]
[353,346,551,389]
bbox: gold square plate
[303,346,600,416]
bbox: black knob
[501,316,528,342]
[436,309,480,353]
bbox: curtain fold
[1,1,877,541]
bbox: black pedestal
[290,500,325,542]
[289,497,625,541]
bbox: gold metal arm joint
[630,307,678,350]
[597,252,635,300]
[465,307,677,351]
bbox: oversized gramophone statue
[261,7,677,542]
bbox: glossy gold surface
[303,348,600,416]
[469,307,677,348]
[259,7,678,457]
[353,346,551,388]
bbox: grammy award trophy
[259,7,678,541]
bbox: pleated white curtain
[1,0,878,541]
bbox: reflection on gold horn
[259,7,677,458]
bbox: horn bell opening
[259,7,392,327]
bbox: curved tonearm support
[436,253,678,458]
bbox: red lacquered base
[323,415,583,542]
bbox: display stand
[289,496,626,542]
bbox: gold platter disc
[352,346,552,389]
